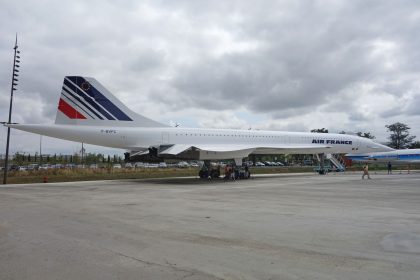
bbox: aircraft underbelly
[198,149,254,160]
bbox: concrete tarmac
[1,172,420,280]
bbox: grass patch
[5,166,314,184]
[5,164,420,184]
[5,168,198,184]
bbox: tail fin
[55,76,168,127]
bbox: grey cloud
[129,50,165,73]
[153,0,420,120]
[260,121,309,133]
[378,91,420,118]
[162,39,376,115]
[348,113,369,122]
[379,108,402,119]
[405,94,420,116]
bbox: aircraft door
[119,133,130,147]
[354,138,360,152]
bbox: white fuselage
[11,124,393,158]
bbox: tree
[311,128,328,133]
[73,154,79,164]
[356,132,375,139]
[409,141,420,148]
[385,122,416,149]
[14,152,23,166]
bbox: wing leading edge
[159,144,333,157]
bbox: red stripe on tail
[58,98,87,119]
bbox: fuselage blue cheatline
[347,149,420,164]
[7,76,394,162]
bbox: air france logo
[312,139,352,145]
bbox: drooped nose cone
[371,142,394,152]
[378,143,394,152]
[358,137,394,153]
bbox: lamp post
[39,135,42,164]
[3,34,21,184]
[81,142,84,166]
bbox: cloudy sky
[1,0,420,156]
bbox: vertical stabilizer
[55,76,167,127]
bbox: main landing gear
[318,153,327,175]
[198,160,251,180]
[199,161,221,179]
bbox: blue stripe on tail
[62,87,103,120]
[61,90,96,119]
[67,76,133,121]
[64,79,115,120]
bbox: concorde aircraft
[346,149,420,163]
[6,76,394,166]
